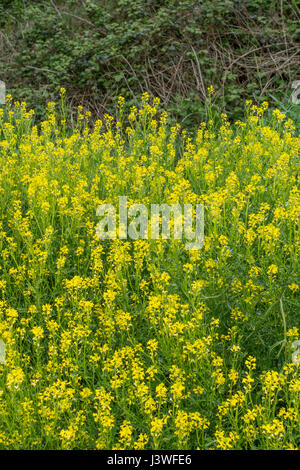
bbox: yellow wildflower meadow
[0,92,299,449]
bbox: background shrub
[0,0,299,129]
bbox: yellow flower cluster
[0,93,299,449]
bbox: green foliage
[0,0,299,129]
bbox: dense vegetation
[0,93,299,449]
[0,0,299,451]
[0,0,299,129]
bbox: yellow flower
[267,264,278,276]
[288,283,299,294]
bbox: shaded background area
[0,0,299,129]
